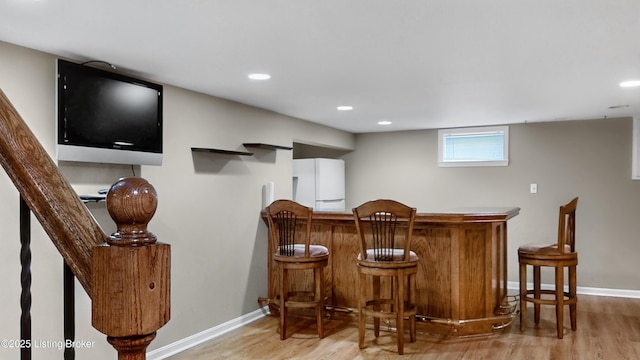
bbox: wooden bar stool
[265,199,329,340]
[519,197,578,339]
[353,199,418,355]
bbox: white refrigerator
[293,158,345,211]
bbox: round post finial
[106,177,158,246]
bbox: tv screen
[56,59,163,166]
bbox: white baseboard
[146,307,269,360]
[148,285,639,359]
[506,281,640,299]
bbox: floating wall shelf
[191,147,253,156]
[243,143,293,150]
[79,195,106,203]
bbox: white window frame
[437,125,509,167]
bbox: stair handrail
[0,89,105,292]
[0,89,170,359]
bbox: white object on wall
[263,181,275,208]
[633,117,640,180]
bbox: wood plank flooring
[167,295,640,359]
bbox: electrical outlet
[530,183,538,194]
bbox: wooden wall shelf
[191,147,253,156]
[79,195,106,203]
[243,143,293,151]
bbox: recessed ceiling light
[378,121,392,126]
[619,80,640,88]
[337,105,353,111]
[248,73,271,80]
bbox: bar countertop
[263,206,520,225]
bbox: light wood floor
[167,295,640,359]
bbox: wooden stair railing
[93,177,170,360]
[0,89,170,359]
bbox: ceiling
[1,0,639,134]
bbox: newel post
[91,178,170,360]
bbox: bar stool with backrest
[353,199,418,355]
[519,197,579,339]
[265,199,329,340]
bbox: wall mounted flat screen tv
[56,59,163,166]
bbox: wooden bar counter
[262,207,520,337]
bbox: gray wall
[1,38,638,359]
[0,40,354,359]
[343,119,640,290]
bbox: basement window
[438,126,509,167]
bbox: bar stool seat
[266,200,329,340]
[353,199,418,355]
[519,197,578,339]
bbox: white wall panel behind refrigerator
[293,158,345,211]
